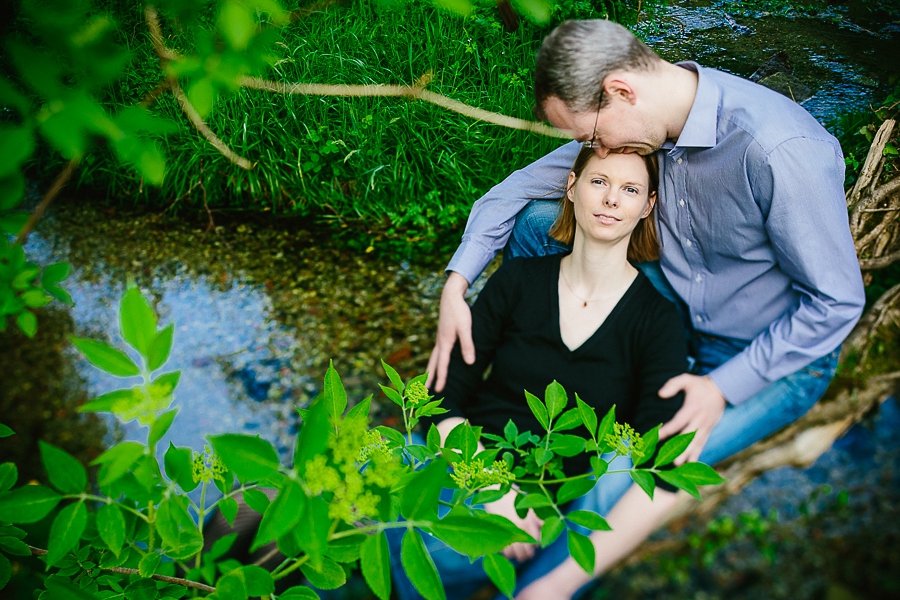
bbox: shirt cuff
[446,238,499,285]
[707,352,772,406]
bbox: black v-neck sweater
[440,255,688,478]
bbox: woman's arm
[515,485,683,600]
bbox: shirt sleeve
[446,141,581,284]
[709,136,865,404]
[435,259,523,420]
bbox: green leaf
[657,470,700,499]
[294,399,330,477]
[534,446,554,467]
[0,462,17,492]
[381,359,405,394]
[41,263,70,287]
[186,78,215,118]
[45,577,99,600]
[243,565,275,596]
[120,286,157,359]
[401,458,448,521]
[242,489,271,514]
[0,127,35,178]
[46,501,87,566]
[554,408,583,432]
[322,360,347,419]
[515,493,552,510]
[148,408,178,447]
[630,470,656,499]
[544,380,567,421]
[209,433,280,482]
[96,503,126,557]
[0,424,13,438]
[345,395,372,422]
[216,569,248,600]
[634,425,659,467]
[401,530,446,600]
[16,311,36,338]
[219,0,256,50]
[147,324,174,372]
[379,384,404,407]
[139,552,161,577]
[0,172,25,212]
[483,553,515,599]
[654,432,695,467]
[252,480,305,551]
[0,535,30,555]
[164,443,197,491]
[430,514,534,556]
[92,441,145,487]
[426,423,441,453]
[540,515,565,547]
[556,478,596,505]
[590,456,608,478]
[299,556,346,590]
[471,488,506,505]
[70,337,140,377]
[445,421,479,461]
[567,529,595,575]
[220,497,239,526]
[326,535,365,563]
[524,390,549,431]
[566,510,611,532]
[432,0,475,17]
[0,554,10,591]
[38,441,87,494]
[360,531,391,600]
[549,434,586,457]
[295,496,330,568]
[596,405,616,449]
[671,462,725,486]
[279,586,320,599]
[157,495,203,560]
[0,485,61,523]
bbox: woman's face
[566,152,656,246]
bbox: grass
[48,0,614,254]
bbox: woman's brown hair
[549,147,660,263]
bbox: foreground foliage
[0,287,722,599]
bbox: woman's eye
[624,186,639,194]
[591,178,607,185]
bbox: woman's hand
[426,272,474,392]
[483,489,543,562]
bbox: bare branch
[240,76,570,138]
[139,78,172,107]
[873,173,900,204]
[860,249,900,270]
[848,119,895,215]
[28,546,216,593]
[15,158,79,246]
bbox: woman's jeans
[391,201,839,599]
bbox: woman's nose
[604,192,619,207]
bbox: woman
[393,149,688,600]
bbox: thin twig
[240,76,570,138]
[139,78,172,107]
[28,546,216,593]
[860,249,900,271]
[158,178,202,217]
[16,158,79,246]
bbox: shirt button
[676,158,683,164]
[685,239,692,247]
[679,199,685,207]
[695,274,702,282]
[695,315,703,323]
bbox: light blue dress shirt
[447,63,865,405]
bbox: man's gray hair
[534,20,659,118]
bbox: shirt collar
[672,62,719,149]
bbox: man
[426,19,865,598]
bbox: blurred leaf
[0,128,34,179]
[46,501,87,566]
[567,529,595,575]
[0,536,29,556]
[219,0,257,50]
[242,488,271,514]
[566,510,611,532]
[148,408,178,447]
[147,323,174,371]
[0,485,61,523]
[220,496,239,526]
[0,172,25,212]
[187,78,215,118]
[431,0,474,17]
[295,399,330,477]
[209,433,280,482]
[0,425,14,438]
[96,503,125,557]
[299,556,346,590]
[120,286,157,359]
[41,262,70,287]
[0,77,31,116]
[70,337,140,377]
[360,531,391,600]
[0,554,9,592]
[401,530,445,600]
[0,463,17,492]
[0,211,29,236]
[6,41,62,98]
[39,441,87,494]
[16,310,37,338]
[252,480,305,551]
[483,553,515,598]
[92,441,145,486]
[295,496,330,568]
[511,0,551,23]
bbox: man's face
[542,95,663,158]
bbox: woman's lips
[594,213,621,224]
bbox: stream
[3,0,900,597]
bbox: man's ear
[604,75,637,105]
[566,171,577,201]
[642,192,657,218]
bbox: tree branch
[28,546,216,593]
[15,157,79,246]
[860,249,900,270]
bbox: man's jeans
[392,201,839,599]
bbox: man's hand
[426,272,475,392]
[658,374,727,465]
[483,490,542,562]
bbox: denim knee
[504,200,570,261]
